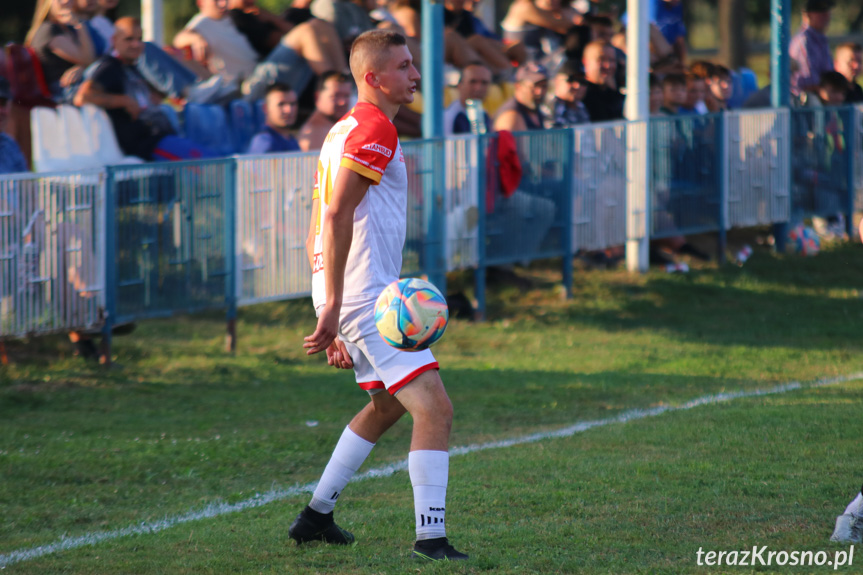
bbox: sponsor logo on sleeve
[361,143,394,158]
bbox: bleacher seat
[729,68,759,109]
[31,107,74,172]
[158,104,182,135]
[229,99,259,154]
[184,103,235,156]
[79,105,145,166]
[58,104,100,169]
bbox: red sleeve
[340,110,398,185]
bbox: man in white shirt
[443,62,492,136]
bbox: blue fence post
[225,159,238,353]
[717,112,727,264]
[421,139,446,294]
[475,135,487,321]
[100,167,117,366]
[844,105,856,238]
[562,129,574,298]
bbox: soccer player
[831,483,863,544]
[290,29,469,562]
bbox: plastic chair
[80,104,145,165]
[229,99,258,154]
[31,106,74,172]
[58,104,102,169]
[184,103,234,156]
[158,104,182,135]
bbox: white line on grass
[2,372,861,568]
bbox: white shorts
[332,300,439,395]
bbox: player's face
[376,45,421,105]
[266,89,298,128]
[317,79,352,119]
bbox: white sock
[409,450,449,541]
[308,426,375,514]
[844,491,863,517]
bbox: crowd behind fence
[2,106,862,354]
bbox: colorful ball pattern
[788,225,820,256]
[374,278,449,351]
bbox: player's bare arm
[303,168,374,358]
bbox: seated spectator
[25,0,97,102]
[0,79,29,175]
[546,59,590,127]
[74,0,110,56]
[247,83,301,154]
[74,18,216,161]
[815,70,848,106]
[444,62,493,136]
[493,62,548,132]
[311,0,374,51]
[650,0,687,68]
[705,64,733,112]
[658,72,687,115]
[500,0,579,63]
[298,71,353,150]
[581,40,624,121]
[649,72,663,114]
[229,0,294,59]
[585,14,626,90]
[88,0,119,49]
[833,42,863,104]
[444,0,514,77]
[174,0,346,102]
[742,58,804,109]
[683,72,708,114]
[790,0,834,93]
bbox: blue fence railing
[2,105,862,349]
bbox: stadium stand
[184,103,235,156]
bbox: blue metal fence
[3,106,861,349]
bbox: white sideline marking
[2,372,861,568]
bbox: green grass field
[2,236,863,573]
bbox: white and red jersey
[311,103,408,310]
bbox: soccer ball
[374,278,449,351]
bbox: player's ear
[364,71,380,89]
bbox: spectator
[444,0,513,77]
[298,71,353,150]
[650,0,687,68]
[581,40,624,121]
[500,0,580,63]
[683,73,708,114]
[443,62,493,136]
[228,0,294,59]
[790,0,834,93]
[493,62,548,132]
[247,83,301,154]
[0,79,29,175]
[88,0,119,48]
[311,0,374,51]
[649,72,663,114]
[174,0,346,102]
[833,42,863,104]
[742,58,804,109]
[815,70,848,106]
[659,72,687,115]
[73,0,110,56]
[547,59,590,127]
[74,18,216,161]
[705,64,733,112]
[25,0,97,102]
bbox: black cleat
[288,506,355,545]
[411,537,469,561]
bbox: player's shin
[409,450,449,540]
[309,426,375,513]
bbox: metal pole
[771,0,791,252]
[141,0,164,46]
[421,0,444,139]
[625,0,650,272]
